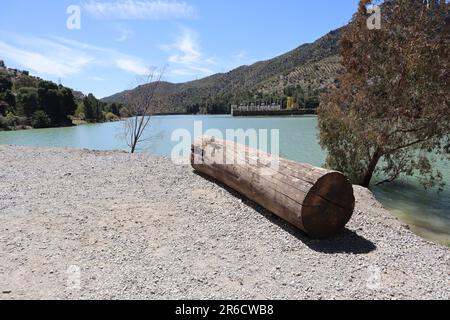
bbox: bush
[76,112,86,121]
[31,110,51,128]
[119,106,130,118]
[75,102,85,118]
[0,112,28,129]
[0,116,9,130]
[82,93,103,122]
[105,112,119,122]
[16,87,38,117]
[0,101,9,116]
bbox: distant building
[231,104,282,115]
[0,60,5,69]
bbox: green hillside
[103,28,343,114]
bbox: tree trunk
[361,149,382,188]
[130,141,137,154]
[192,136,355,239]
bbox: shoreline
[0,118,124,133]
[0,114,319,132]
[0,136,449,246]
[0,145,449,299]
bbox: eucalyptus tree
[318,0,449,188]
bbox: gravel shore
[0,145,449,300]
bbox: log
[191,136,355,239]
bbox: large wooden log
[191,136,355,239]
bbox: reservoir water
[1,115,448,245]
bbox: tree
[0,101,9,117]
[119,106,130,118]
[305,95,319,109]
[318,0,449,188]
[110,103,120,116]
[0,75,15,112]
[38,81,59,119]
[287,96,295,110]
[1,90,15,109]
[38,81,76,125]
[123,69,164,153]
[16,87,39,117]
[13,75,38,91]
[31,110,51,128]
[57,86,77,123]
[0,75,12,92]
[82,94,103,122]
[186,103,201,114]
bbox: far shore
[0,145,448,300]
[0,117,123,133]
[0,112,319,132]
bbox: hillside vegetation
[0,61,126,130]
[103,29,343,114]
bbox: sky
[0,0,359,98]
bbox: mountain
[103,28,343,114]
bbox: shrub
[75,102,85,118]
[119,106,130,118]
[0,112,28,129]
[82,93,103,122]
[105,112,120,122]
[0,101,9,116]
[31,110,51,128]
[0,116,9,130]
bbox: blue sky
[0,0,359,98]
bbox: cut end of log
[302,172,355,239]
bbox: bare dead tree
[123,68,165,154]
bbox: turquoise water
[0,115,449,245]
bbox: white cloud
[189,65,213,75]
[115,58,150,75]
[165,28,201,64]
[0,34,154,78]
[233,49,248,61]
[205,56,218,65]
[161,27,214,78]
[50,36,152,75]
[114,24,134,42]
[49,36,113,53]
[171,66,212,77]
[0,39,93,78]
[171,68,197,76]
[82,0,195,20]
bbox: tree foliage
[82,93,104,122]
[13,74,38,91]
[0,75,13,92]
[318,0,449,188]
[0,74,77,129]
[16,87,39,117]
[31,110,51,128]
[38,81,77,125]
[0,75,15,114]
